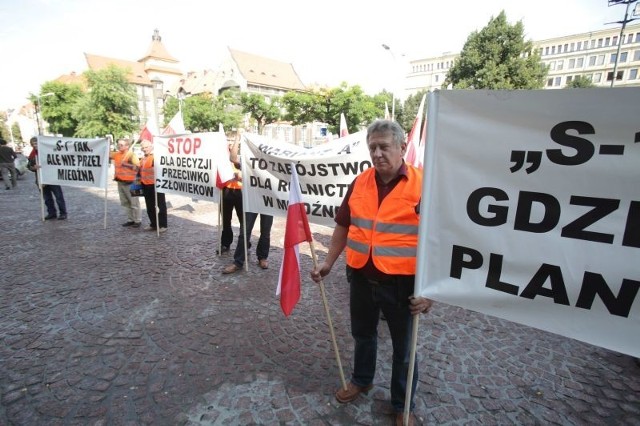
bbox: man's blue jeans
[43,184,66,216]
[347,266,418,413]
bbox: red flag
[339,113,349,138]
[139,124,153,142]
[404,94,426,168]
[162,111,186,135]
[277,166,312,316]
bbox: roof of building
[84,53,152,86]
[139,29,179,63]
[229,48,306,91]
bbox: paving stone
[0,181,638,425]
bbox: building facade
[403,22,640,98]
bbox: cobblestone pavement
[1,177,639,425]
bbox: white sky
[0,0,630,110]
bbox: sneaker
[335,382,374,403]
[158,227,167,233]
[222,264,241,274]
[58,214,67,220]
[44,214,57,220]
[122,221,135,227]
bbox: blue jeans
[43,185,66,216]
[233,213,273,267]
[347,267,418,413]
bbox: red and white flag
[339,113,349,138]
[139,124,153,142]
[277,166,313,316]
[404,93,426,168]
[162,111,186,135]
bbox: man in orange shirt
[110,138,141,227]
[139,139,167,232]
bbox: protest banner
[37,136,110,189]
[417,88,640,357]
[241,132,371,227]
[153,132,234,203]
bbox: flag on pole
[139,124,153,142]
[277,166,313,316]
[162,111,186,135]
[384,102,391,120]
[414,115,428,169]
[215,123,235,188]
[404,94,426,168]
[339,113,349,138]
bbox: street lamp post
[607,0,639,87]
[35,92,55,135]
[382,44,397,121]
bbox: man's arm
[310,224,348,282]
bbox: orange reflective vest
[139,155,155,185]
[113,151,138,182]
[346,166,422,275]
[225,162,242,190]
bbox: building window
[627,34,633,44]
[630,69,638,79]
[607,71,624,81]
[547,78,553,87]
[636,33,640,43]
[620,52,628,62]
[545,46,550,55]
[435,75,439,83]
[566,76,573,84]
[634,50,640,61]
[552,46,556,54]
[605,37,611,46]
[554,76,561,86]
[597,55,605,65]
[611,53,617,64]
[577,57,584,67]
[577,41,582,50]
[570,42,575,52]
[613,36,618,46]
[557,60,564,70]
[593,73,602,83]
[598,38,603,48]
[569,58,575,69]
[588,56,596,66]
[591,40,596,49]
[549,61,556,70]
[564,43,569,52]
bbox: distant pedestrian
[219,139,243,254]
[110,138,141,228]
[0,138,18,190]
[139,139,167,232]
[222,139,273,273]
[27,136,67,220]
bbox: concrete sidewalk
[1,178,638,425]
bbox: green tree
[0,111,9,141]
[444,10,547,89]
[323,83,380,134]
[37,81,84,136]
[73,65,139,138]
[11,122,22,145]
[240,93,281,133]
[566,75,595,88]
[281,90,325,126]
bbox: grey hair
[366,120,405,146]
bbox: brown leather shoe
[258,259,269,269]
[335,382,373,403]
[222,264,241,274]
[395,412,417,426]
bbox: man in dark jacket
[27,136,67,220]
[0,138,18,190]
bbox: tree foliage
[37,81,84,137]
[398,89,428,131]
[240,93,281,133]
[566,76,595,89]
[444,11,547,90]
[73,65,139,138]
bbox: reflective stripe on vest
[113,151,137,182]
[139,155,155,185]
[346,166,422,275]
